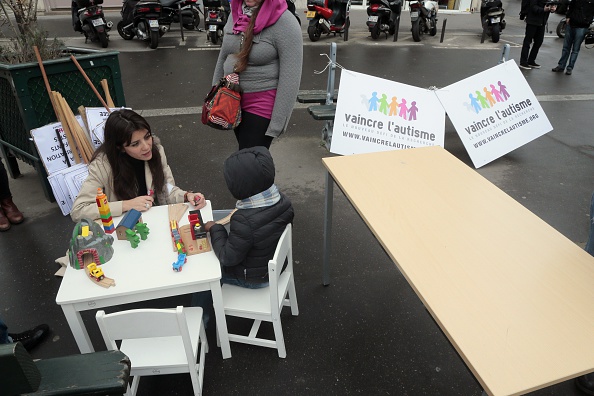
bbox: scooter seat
[159,0,179,7]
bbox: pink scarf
[232,0,288,35]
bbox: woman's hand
[123,195,154,213]
[186,192,206,209]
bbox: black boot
[576,373,594,395]
[9,324,49,351]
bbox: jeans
[520,24,546,64]
[0,316,11,344]
[557,25,588,71]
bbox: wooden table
[322,146,594,396]
[56,201,232,359]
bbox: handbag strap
[221,73,242,93]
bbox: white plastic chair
[95,306,207,396]
[219,223,299,358]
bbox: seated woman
[70,109,206,223]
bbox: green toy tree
[135,223,150,240]
[125,229,140,248]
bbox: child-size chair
[96,306,207,396]
[219,223,299,358]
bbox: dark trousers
[233,111,273,150]
[520,24,546,64]
[0,158,11,200]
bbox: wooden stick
[33,46,71,167]
[52,91,81,164]
[100,79,115,108]
[77,105,92,143]
[57,93,90,164]
[57,94,94,161]
[69,55,111,112]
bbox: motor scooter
[306,0,351,42]
[117,0,162,49]
[480,0,506,43]
[204,0,230,44]
[407,0,437,42]
[366,0,402,40]
[159,0,202,32]
[72,0,112,48]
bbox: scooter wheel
[98,31,109,48]
[491,24,500,43]
[308,25,321,42]
[117,21,134,40]
[371,23,381,40]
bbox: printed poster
[435,60,552,168]
[330,69,445,156]
[85,107,124,148]
[30,118,85,175]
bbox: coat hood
[224,147,275,200]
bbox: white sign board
[47,163,89,216]
[85,107,125,148]
[31,119,85,175]
[330,70,446,156]
[435,60,552,168]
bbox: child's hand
[204,221,216,232]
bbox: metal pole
[393,15,400,42]
[498,43,510,64]
[179,4,185,41]
[440,18,447,43]
[323,170,334,286]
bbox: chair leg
[288,277,299,316]
[272,319,287,358]
[129,376,140,396]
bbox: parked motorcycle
[407,0,437,42]
[73,0,112,48]
[117,0,162,49]
[306,0,351,42]
[204,0,230,44]
[480,0,505,43]
[159,0,202,32]
[366,0,402,40]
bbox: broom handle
[69,55,111,112]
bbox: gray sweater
[212,11,303,138]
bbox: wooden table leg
[61,304,94,353]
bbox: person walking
[211,0,303,150]
[552,0,594,75]
[519,0,557,69]
[0,158,24,231]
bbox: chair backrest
[0,342,41,395]
[96,306,194,362]
[268,224,293,315]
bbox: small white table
[56,201,232,359]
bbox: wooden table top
[323,146,594,396]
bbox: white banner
[330,70,446,156]
[435,60,552,168]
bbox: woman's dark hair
[92,109,165,200]
[234,3,262,73]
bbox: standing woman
[71,109,206,223]
[211,0,303,150]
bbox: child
[204,146,294,288]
